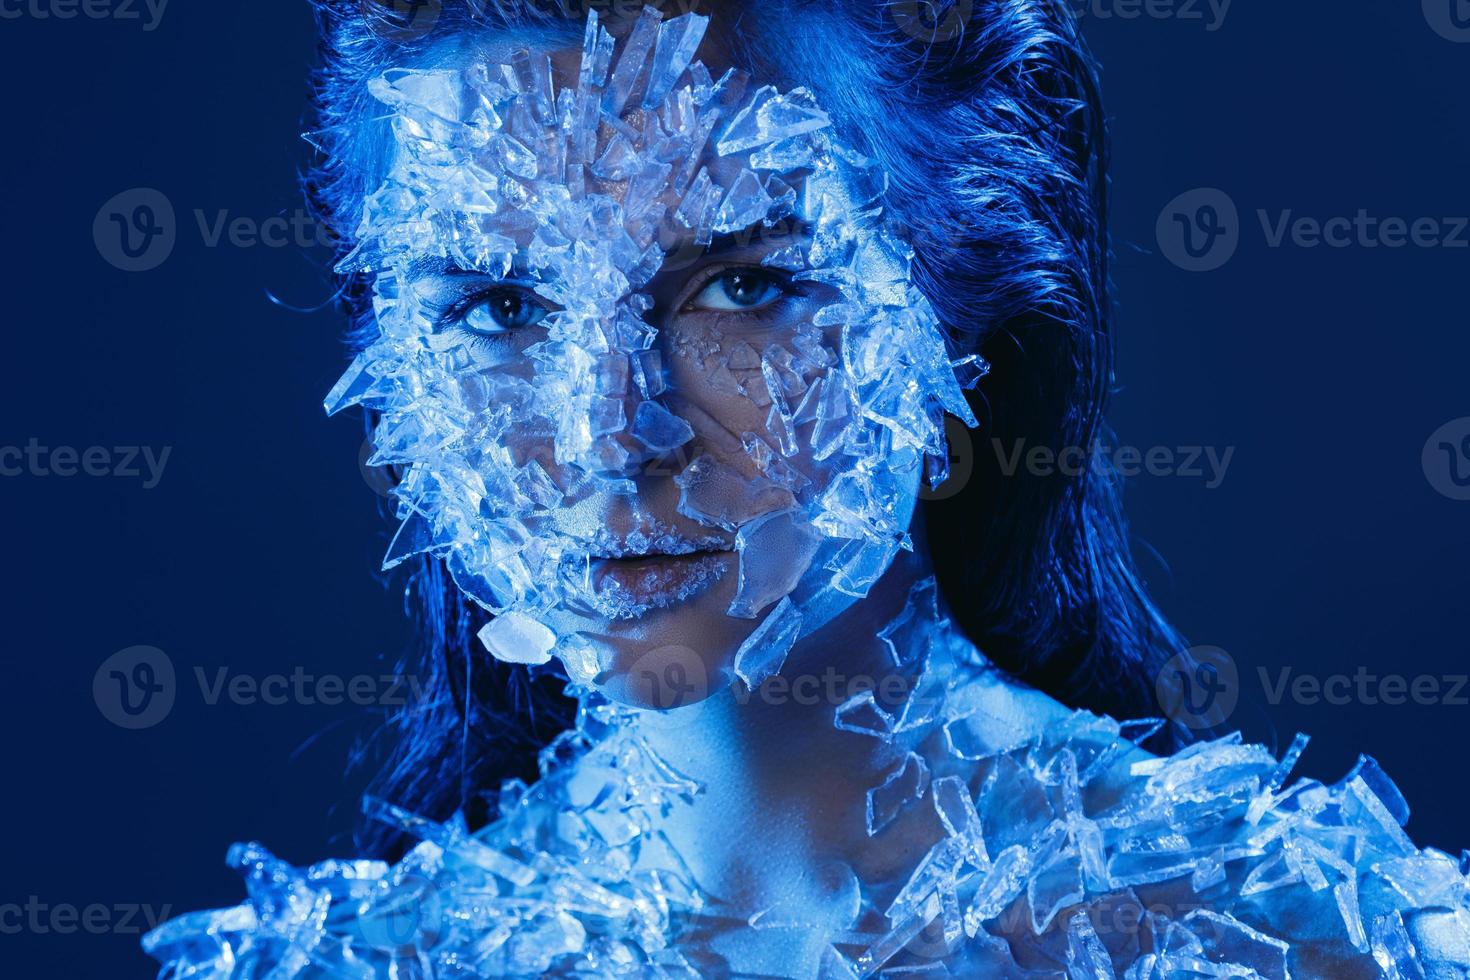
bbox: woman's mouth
[573,549,733,620]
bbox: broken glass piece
[866,752,930,836]
[642,13,709,109]
[827,536,903,598]
[674,454,794,531]
[629,400,695,452]
[602,6,660,117]
[740,431,811,491]
[732,596,802,688]
[834,690,897,739]
[715,168,774,232]
[716,86,830,155]
[931,775,989,868]
[728,507,821,618]
[1341,754,1411,826]
[879,577,940,666]
[963,844,1033,930]
[1368,910,1421,979]
[477,611,556,665]
[1065,910,1116,978]
[950,354,989,390]
[1029,846,1084,933]
[1183,908,1290,979]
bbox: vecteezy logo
[93,645,176,729]
[1425,0,1470,42]
[918,415,974,502]
[359,0,441,42]
[1156,188,1240,272]
[889,0,974,43]
[1155,645,1238,730]
[358,435,398,499]
[358,873,442,950]
[93,188,176,272]
[626,644,708,710]
[1422,417,1470,500]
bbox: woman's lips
[579,550,733,620]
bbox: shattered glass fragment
[727,507,821,618]
[732,595,802,688]
[866,752,931,836]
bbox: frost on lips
[320,5,982,671]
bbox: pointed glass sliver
[642,14,710,110]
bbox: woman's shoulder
[141,726,713,978]
[930,714,1470,978]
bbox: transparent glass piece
[629,401,695,452]
[1065,910,1116,979]
[1028,845,1083,933]
[728,507,821,619]
[963,844,1033,930]
[826,536,902,598]
[674,454,795,531]
[602,6,661,117]
[732,596,802,688]
[1368,910,1423,980]
[866,752,930,836]
[716,86,830,155]
[878,577,940,667]
[1341,754,1411,826]
[834,690,896,740]
[932,775,989,868]
[641,13,710,109]
[1181,908,1290,979]
[715,168,774,232]
[477,610,556,665]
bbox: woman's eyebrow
[400,219,816,280]
[669,219,815,261]
[404,259,527,281]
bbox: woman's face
[332,9,977,707]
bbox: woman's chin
[544,571,755,710]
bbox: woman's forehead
[422,5,745,80]
[369,10,825,265]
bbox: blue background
[1,2,1467,975]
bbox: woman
[146,1,1469,976]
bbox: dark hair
[306,0,1188,857]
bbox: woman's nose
[588,347,695,477]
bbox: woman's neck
[620,539,1081,926]
[623,541,940,917]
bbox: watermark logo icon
[1423,417,1470,500]
[1155,645,1238,730]
[1157,188,1239,272]
[360,0,441,42]
[918,416,974,501]
[358,435,398,499]
[1425,0,1470,42]
[94,188,175,272]
[94,646,175,729]
[889,0,973,43]
[626,644,709,710]
[358,873,441,950]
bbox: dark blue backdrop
[2,3,1466,976]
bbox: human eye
[685,267,791,313]
[454,285,554,336]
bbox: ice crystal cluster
[146,579,1470,977]
[320,6,980,671]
